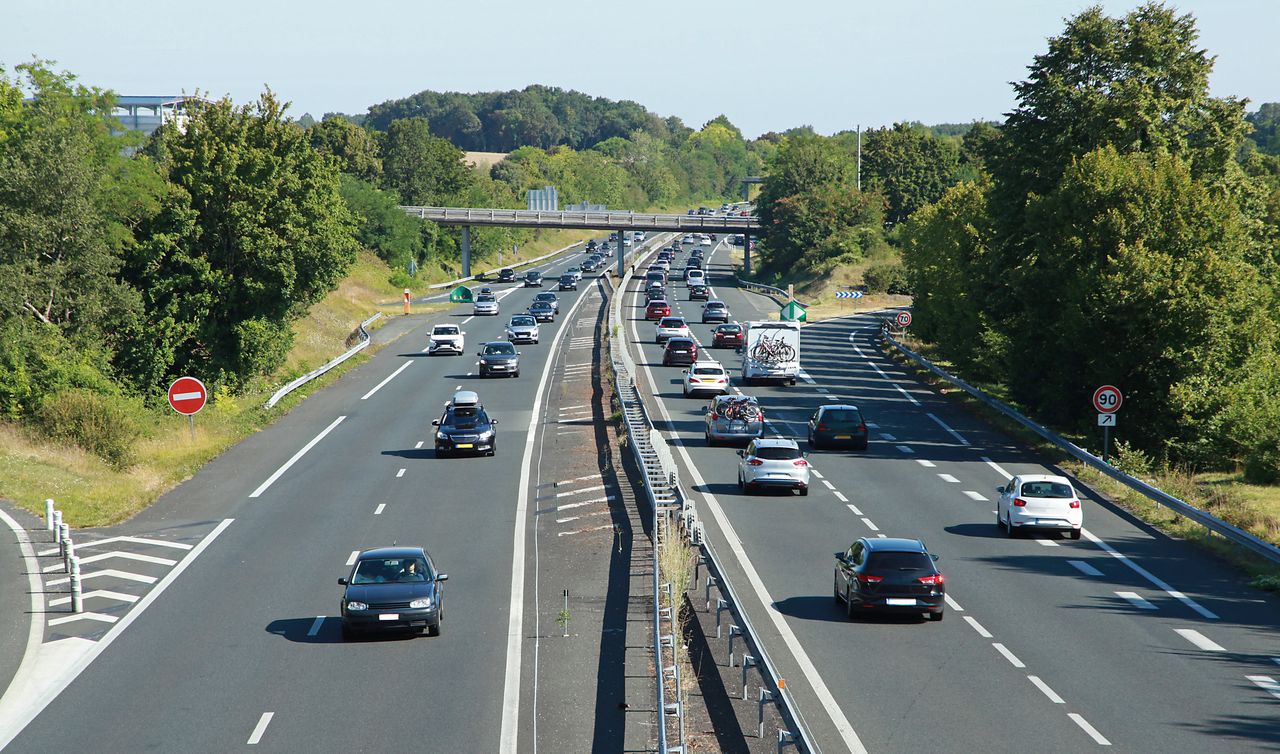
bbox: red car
[711,323,744,348]
[662,338,698,366]
[646,300,671,320]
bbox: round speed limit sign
[895,311,912,328]
[1092,385,1122,414]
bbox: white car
[737,437,810,496]
[682,361,729,397]
[653,259,671,272]
[700,237,712,246]
[505,315,540,344]
[472,293,499,316]
[996,474,1082,539]
[566,266,583,281]
[685,269,706,287]
[428,324,466,355]
[655,316,691,343]
[623,238,633,247]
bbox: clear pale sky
[3,1,1275,139]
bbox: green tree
[339,176,423,270]
[381,117,474,206]
[861,122,960,225]
[310,117,382,182]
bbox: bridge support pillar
[743,233,751,278]
[461,225,472,278]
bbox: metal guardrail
[424,239,588,290]
[736,277,809,308]
[401,205,761,233]
[265,313,382,408]
[608,240,814,753]
[884,330,1280,564]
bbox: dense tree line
[901,3,1280,478]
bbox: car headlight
[346,601,367,611]
[410,597,433,609]
[436,431,448,440]
[480,429,495,439]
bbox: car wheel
[799,485,809,497]
[428,618,441,637]
[1005,514,1017,538]
[996,508,1004,530]
[534,339,539,344]
[834,575,842,603]
[1070,528,1082,540]
[845,587,856,619]
[513,371,520,378]
[737,473,745,492]
[854,440,868,451]
[808,432,818,449]
[928,609,944,622]
[436,448,449,459]
[341,624,355,642]
[705,433,715,447]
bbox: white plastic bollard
[70,557,83,613]
[52,510,62,542]
[64,540,75,573]
[59,523,70,559]
[45,499,54,531]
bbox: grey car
[704,394,765,445]
[477,341,520,378]
[339,546,447,639]
[534,291,560,314]
[505,315,539,344]
[701,300,730,323]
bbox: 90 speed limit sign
[1092,385,1122,414]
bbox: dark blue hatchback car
[339,546,448,639]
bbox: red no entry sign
[895,311,913,327]
[1092,385,1122,414]
[168,376,208,416]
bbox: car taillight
[1013,498,1027,507]
[858,574,883,585]
[747,458,764,466]
[709,412,718,420]
[916,573,945,586]
[858,423,866,432]
[1069,499,1081,509]
[817,424,829,430]
[793,459,808,467]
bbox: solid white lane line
[916,459,936,468]
[846,503,863,516]
[374,504,386,515]
[346,550,359,566]
[963,491,988,501]
[894,385,921,406]
[1084,529,1219,620]
[1068,713,1112,746]
[307,616,325,636]
[927,412,971,446]
[982,456,1014,480]
[992,643,1026,668]
[247,712,274,745]
[361,361,413,400]
[895,445,914,454]
[1247,675,1280,700]
[965,616,993,638]
[869,362,889,378]
[1174,628,1226,652]
[1036,538,1060,547]
[1069,560,1104,577]
[414,441,424,449]
[860,518,879,531]
[249,416,346,498]
[1028,675,1065,704]
[938,473,959,483]
[833,491,849,503]
[822,480,836,491]
[1116,591,1158,610]
[944,594,964,612]
[397,468,406,478]
[555,484,606,498]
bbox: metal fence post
[715,599,730,638]
[742,655,758,699]
[758,688,774,738]
[778,730,798,753]
[727,625,743,666]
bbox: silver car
[737,437,810,496]
[473,293,499,316]
[704,395,764,445]
[505,315,540,344]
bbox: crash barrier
[610,245,814,753]
[265,313,382,408]
[735,277,809,308]
[884,330,1280,565]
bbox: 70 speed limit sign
[1092,385,1122,414]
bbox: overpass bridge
[398,206,762,276]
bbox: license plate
[886,598,915,606]
[379,613,399,621]
[456,443,473,449]
[835,435,851,440]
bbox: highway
[1,238,643,752]
[624,237,1280,752]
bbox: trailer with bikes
[740,320,801,385]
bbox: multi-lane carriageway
[626,237,1280,752]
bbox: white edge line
[0,508,44,735]
[360,360,413,400]
[500,275,603,753]
[247,711,274,745]
[981,456,1013,480]
[0,518,234,750]
[249,416,346,498]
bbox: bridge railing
[400,205,760,233]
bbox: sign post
[168,376,208,439]
[1092,385,1123,463]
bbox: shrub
[863,261,911,295]
[35,388,146,468]
[1244,438,1280,484]
[1112,440,1153,478]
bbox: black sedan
[558,274,578,291]
[689,284,710,300]
[433,393,498,456]
[834,538,944,621]
[524,270,543,287]
[807,404,869,450]
[339,547,448,639]
[498,268,516,282]
[477,341,520,378]
[529,301,555,322]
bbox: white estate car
[737,437,810,496]
[996,474,1082,539]
[655,317,691,343]
[428,324,466,355]
[685,268,706,287]
[682,361,729,397]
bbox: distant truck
[741,321,801,385]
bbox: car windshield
[484,343,515,355]
[526,272,540,279]
[351,556,432,584]
[865,552,933,572]
[693,366,723,376]
[531,302,551,310]
[754,445,800,460]
[1020,481,1074,498]
[434,326,459,335]
[822,409,863,424]
[477,294,496,302]
[511,316,535,326]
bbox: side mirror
[477,351,483,356]
[995,485,1005,494]
[516,351,522,356]
[736,449,744,457]
[437,573,449,582]
[931,554,940,562]
[338,577,348,585]
[431,420,440,426]
[834,552,845,562]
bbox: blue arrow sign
[835,291,864,299]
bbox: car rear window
[754,446,800,460]
[659,318,685,327]
[718,325,742,333]
[666,339,693,349]
[693,366,723,376]
[822,409,863,424]
[865,552,933,572]
[1020,481,1074,498]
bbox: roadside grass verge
[884,332,1280,590]
[724,245,910,321]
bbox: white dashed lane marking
[860,518,879,531]
[1174,628,1226,652]
[938,474,959,483]
[1028,675,1065,704]
[397,468,406,478]
[1247,675,1280,700]
[1116,591,1158,610]
[1036,538,1060,547]
[916,459,936,468]
[374,504,386,515]
[943,594,964,612]
[846,503,863,516]
[993,643,1026,668]
[965,616,993,638]
[346,551,359,566]
[895,445,914,454]
[963,491,988,501]
[833,491,849,503]
[247,712,274,745]
[1068,713,1112,746]
[1069,560,1103,576]
[306,616,325,636]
